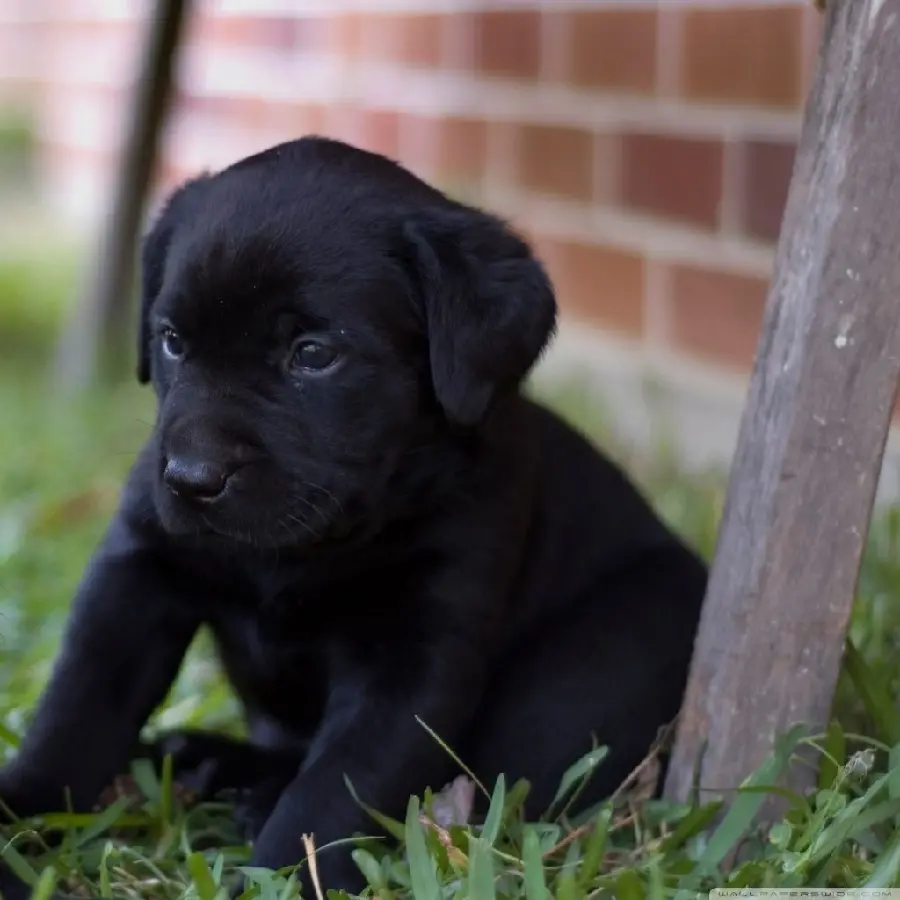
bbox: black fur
[0,137,706,899]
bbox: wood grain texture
[665,0,900,803]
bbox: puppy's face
[139,138,556,549]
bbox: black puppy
[0,137,706,897]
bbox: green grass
[0,108,37,182]
[2,249,900,898]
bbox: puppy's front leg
[0,518,202,819]
[247,643,484,894]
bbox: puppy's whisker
[301,481,344,515]
[283,513,318,540]
[293,494,331,529]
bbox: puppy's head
[138,137,556,548]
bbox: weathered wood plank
[665,0,900,802]
[56,0,190,386]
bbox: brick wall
[14,1,892,482]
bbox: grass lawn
[1,247,900,898]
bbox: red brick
[438,117,487,180]
[310,107,396,155]
[358,14,446,67]
[560,8,657,93]
[324,108,399,159]
[621,134,724,229]
[471,10,541,80]
[513,123,595,201]
[743,140,797,243]
[360,110,401,159]
[666,265,769,370]
[403,115,487,182]
[533,237,645,338]
[176,94,272,131]
[322,105,363,145]
[292,103,327,137]
[681,7,805,109]
[155,161,195,196]
[594,135,622,205]
[191,15,311,52]
[244,99,322,146]
[326,13,361,57]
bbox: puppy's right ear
[137,175,210,384]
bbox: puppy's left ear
[405,206,557,427]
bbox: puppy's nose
[163,456,234,502]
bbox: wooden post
[665,0,900,803]
[55,0,190,387]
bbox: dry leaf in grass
[96,773,198,812]
[420,779,473,869]
[429,775,475,828]
[96,774,145,811]
[302,834,325,900]
[61,874,93,898]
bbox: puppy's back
[512,398,706,628]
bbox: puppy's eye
[292,339,339,372]
[161,327,184,360]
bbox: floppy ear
[404,206,557,427]
[137,175,211,383]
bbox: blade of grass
[481,775,505,847]
[522,827,548,900]
[676,722,808,897]
[29,865,58,900]
[187,850,220,900]
[890,742,900,811]
[405,796,440,900]
[71,796,133,848]
[344,775,404,842]
[415,716,489,800]
[98,842,114,898]
[467,837,496,900]
[616,868,645,900]
[819,720,846,791]
[843,639,900,744]
[862,826,900,888]
[548,747,609,814]
[578,808,611,886]
[129,756,161,805]
[660,802,722,854]
[160,749,174,824]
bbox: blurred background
[0,0,837,472]
[1,0,900,719]
[4,9,900,892]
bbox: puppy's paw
[141,730,302,804]
[229,774,293,842]
[142,730,243,799]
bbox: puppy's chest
[202,550,435,726]
[209,600,330,729]
[205,574,392,731]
